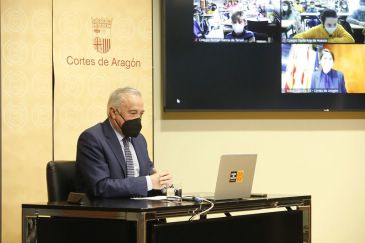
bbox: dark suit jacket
[75,119,154,198]
[310,69,347,93]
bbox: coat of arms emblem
[92,17,112,53]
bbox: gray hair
[107,87,141,116]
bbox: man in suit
[310,48,347,93]
[76,87,172,198]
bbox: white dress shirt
[110,121,152,191]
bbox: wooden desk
[282,20,295,38]
[337,12,350,17]
[300,12,319,18]
[282,19,295,29]
[300,12,349,18]
[350,23,364,30]
[300,12,320,24]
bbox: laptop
[185,154,257,201]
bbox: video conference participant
[338,0,349,13]
[225,11,255,42]
[76,87,173,198]
[310,48,347,93]
[282,0,303,34]
[293,9,355,43]
[293,0,305,13]
[305,1,320,28]
[346,0,365,27]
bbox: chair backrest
[338,19,354,37]
[46,161,76,202]
[247,20,270,41]
[247,20,269,33]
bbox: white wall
[153,2,365,243]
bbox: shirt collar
[109,119,125,142]
[321,69,333,75]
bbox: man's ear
[109,107,116,119]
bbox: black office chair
[42,161,132,243]
[338,19,355,39]
[247,20,270,42]
[46,161,77,202]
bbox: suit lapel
[101,119,127,175]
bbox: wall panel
[53,0,153,160]
[1,1,52,242]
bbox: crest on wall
[92,17,112,53]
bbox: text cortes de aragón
[66,56,141,69]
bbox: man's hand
[150,171,173,189]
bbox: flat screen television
[162,0,365,111]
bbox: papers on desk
[131,195,181,201]
[132,196,167,200]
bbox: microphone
[192,196,203,203]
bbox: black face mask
[115,110,142,138]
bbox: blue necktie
[123,137,135,177]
